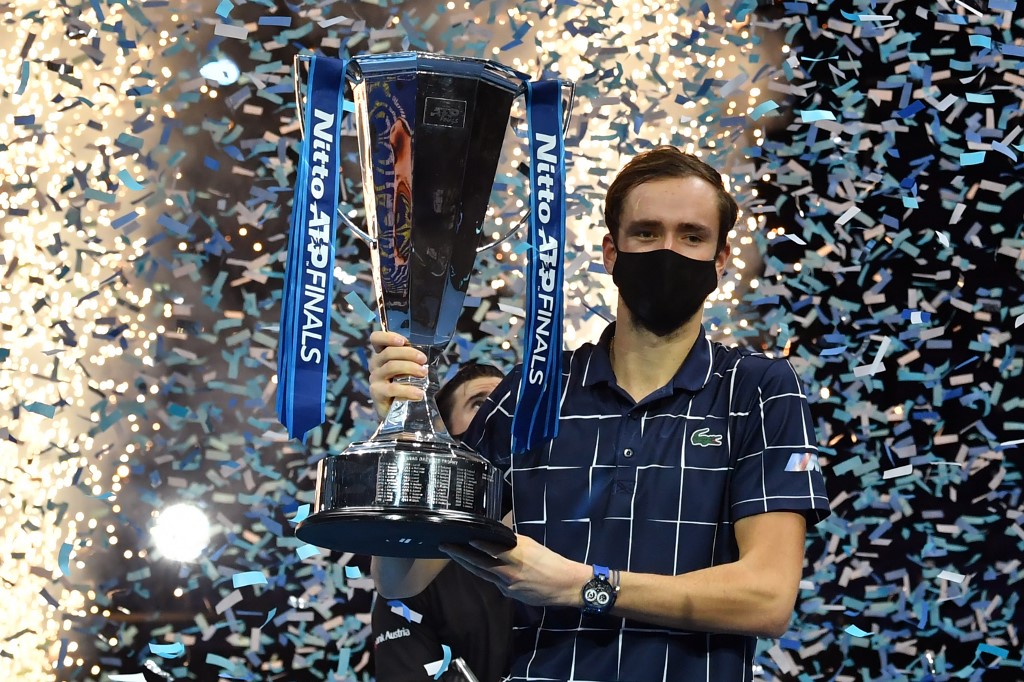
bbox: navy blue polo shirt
[463,323,830,682]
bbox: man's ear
[715,240,730,280]
[602,232,617,275]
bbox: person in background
[371,362,513,682]
[369,147,830,681]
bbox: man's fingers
[440,543,505,570]
[370,330,412,354]
[443,551,507,588]
[367,331,428,419]
[368,362,427,404]
[380,384,425,403]
[372,359,428,380]
[371,346,428,374]
[467,539,510,558]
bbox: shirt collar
[583,322,713,394]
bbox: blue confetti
[231,570,268,588]
[258,16,292,26]
[288,503,310,525]
[388,599,412,622]
[148,642,185,658]
[433,644,452,680]
[959,151,987,166]
[117,169,146,190]
[749,100,780,120]
[976,643,1009,659]
[296,544,320,559]
[57,542,73,576]
[798,109,837,122]
[14,61,29,96]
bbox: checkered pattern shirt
[463,323,830,682]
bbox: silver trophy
[291,52,572,558]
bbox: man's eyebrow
[622,219,662,230]
[677,222,714,235]
[623,219,714,235]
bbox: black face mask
[611,248,719,337]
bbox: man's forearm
[605,561,797,638]
[371,556,449,599]
[554,513,806,638]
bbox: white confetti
[214,22,249,40]
[498,302,527,317]
[835,206,861,226]
[937,570,966,584]
[853,337,891,377]
[954,0,983,16]
[883,465,914,479]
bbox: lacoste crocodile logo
[690,427,723,448]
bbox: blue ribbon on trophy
[277,56,347,439]
[511,79,566,455]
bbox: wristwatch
[581,565,620,614]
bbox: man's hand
[368,330,428,420]
[441,534,590,608]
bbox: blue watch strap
[593,564,610,581]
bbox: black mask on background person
[611,248,719,337]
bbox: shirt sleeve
[729,357,831,524]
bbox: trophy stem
[372,346,455,444]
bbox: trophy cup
[285,52,573,558]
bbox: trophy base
[295,507,516,558]
[295,436,514,558]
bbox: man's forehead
[622,177,719,224]
[625,175,717,199]
[455,376,502,397]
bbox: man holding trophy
[276,49,829,681]
[369,147,831,680]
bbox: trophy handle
[476,79,576,254]
[292,54,376,246]
[336,207,374,245]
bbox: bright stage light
[199,58,241,86]
[151,503,211,561]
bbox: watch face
[583,580,614,611]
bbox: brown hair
[604,146,738,254]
